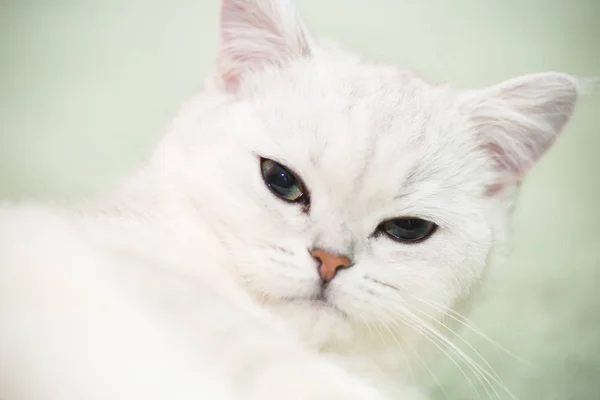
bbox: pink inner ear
[485,141,530,177]
[482,141,531,195]
[217,0,312,92]
[218,47,279,92]
[218,0,284,91]
[221,0,281,40]
[469,72,579,196]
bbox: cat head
[157,0,580,350]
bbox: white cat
[0,0,584,399]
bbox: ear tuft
[217,0,313,92]
[465,72,582,193]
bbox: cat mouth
[307,295,347,318]
[277,293,347,318]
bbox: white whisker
[407,293,527,365]
[400,332,450,400]
[367,277,517,399]
[408,299,506,386]
[399,304,516,400]
[375,305,482,400]
[403,305,503,400]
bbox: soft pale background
[1,0,598,399]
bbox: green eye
[379,218,437,243]
[261,158,307,203]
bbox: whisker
[398,305,515,400]
[400,332,450,400]
[407,293,527,365]
[370,302,482,400]
[394,312,484,400]
[362,311,433,394]
[408,300,505,386]
[403,306,503,400]
[398,314,484,398]
[366,277,516,399]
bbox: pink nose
[310,248,352,282]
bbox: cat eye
[379,218,437,243]
[260,158,308,204]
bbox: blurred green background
[1,0,598,399]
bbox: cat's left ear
[462,72,581,194]
[216,0,314,92]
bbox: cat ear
[464,72,580,194]
[216,0,313,92]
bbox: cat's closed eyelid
[380,208,448,230]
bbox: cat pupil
[272,170,291,187]
[399,219,414,228]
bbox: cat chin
[266,299,357,349]
[265,298,425,396]
[264,297,411,352]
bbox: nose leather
[310,248,352,282]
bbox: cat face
[161,0,579,349]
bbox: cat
[0,0,585,399]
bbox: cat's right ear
[461,72,583,195]
[216,0,314,92]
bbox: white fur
[0,0,581,399]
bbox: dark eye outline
[260,157,310,208]
[376,217,437,243]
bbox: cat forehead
[236,57,471,171]
[227,58,480,204]
[246,57,442,115]
[241,57,465,142]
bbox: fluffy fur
[0,0,582,399]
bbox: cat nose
[310,248,352,283]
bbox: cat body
[0,0,583,399]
